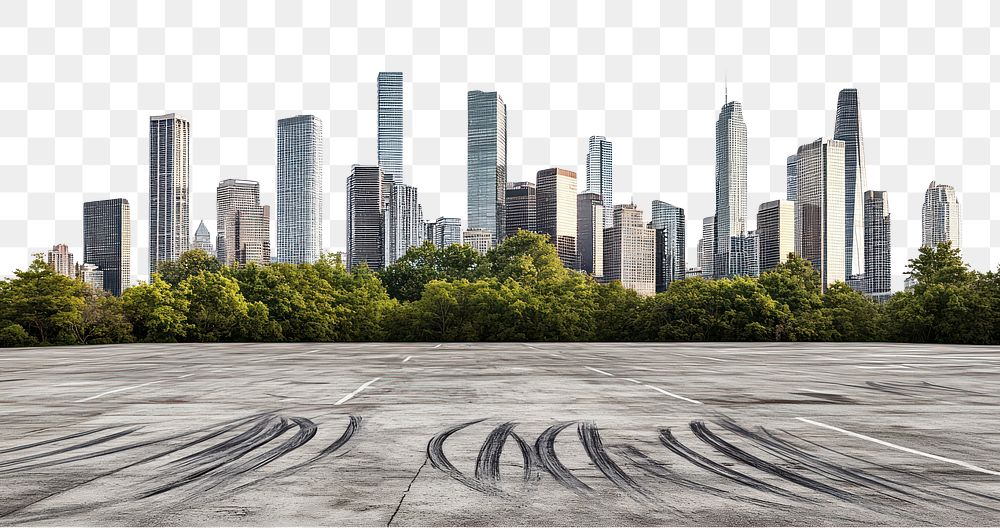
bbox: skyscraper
[191,220,213,255]
[377,72,403,183]
[504,181,536,238]
[700,216,715,278]
[433,217,463,248]
[83,198,131,296]
[921,181,961,250]
[786,154,798,202]
[650,201,685,292]
[384,181,422,265]
[603,203,655,296]
[467,90,507,243]
[277,115,323,264]
[796,137,846,291]
[756,200,795,273]
[576,192,604,277]
[148,113,190,276]
[536,168,578,268]
[586,136,613,227]
[462,229,493,255]
[713,101,748,278]
[834,88,867,279]
[46,244,74,278]
[346,165,384,271]
[216,179,270,266]
[864,190,891,302]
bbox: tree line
[1,231,996,346]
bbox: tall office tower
[467,90,507,243]
[786,154,798,201]
[713,100,748,278]
[462,228,493,255]
[377,72,404,183]
[744,230,760,278]
[83,198,131,296]
[424,221,436,245]
[191,220,214,255]
[347,165,385,271]
[536,168,578,268]
[46,244,74,278]
[700,216,715,278]
[921,181,961,250]
[834,88,867,279]
[433,217,462,248]
[216,179,270,266]
[576,192,604,277]
[650,201,685,292]
[586,136,613,227]
[277,115,323,264]
[796,137,846,291]
[756,200,796,273]
[603,204,655,296]
[384,181,422,265]
[78,263,104,291]
[504,181,536,238]
[148,113,190,276]
[864,190,891,302]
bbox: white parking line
[584,366,614,377]
[75,380,165,403]
[796,417,1000,476]
[432,344,442,349]
[644,384,702,405]
[623,378,643,384]
[334,378,381,406]
[402,355,413,363]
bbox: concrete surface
[1,342,999,526]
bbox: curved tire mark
[427,418,490,493]
[577,422,648,499]
[535,421,591,494]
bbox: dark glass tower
[833,88,866,280]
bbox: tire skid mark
[474,422,516,491]
[509,431,541,482]
[534,421,592,494]
[577,422,649,499]
[658,428,801,500]
[689,420,857,502]
[427,418,492,493]
[0,425,123,455]
[0,427,141,469]
[169,414,288,470]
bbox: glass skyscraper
[148,113,189,276]
[346,165,384,271]
[536,168,578,268]
[576,192,603,278]
[377,72,403,183]
[796,137,846,291]
[467,90,507,244]
[277,115,323,264]
[650,200,685,292]
[833,88,867,279]
[756,199,795,273]
[586,136,613,227]
[864,190,891,302]
[921,181,961,250]
[713,101,747,279]
[84,198,131,296]
[504,181,536,239]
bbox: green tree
[0,324,36,347]
[156,249,221,286]
[0,255,84,344]
[380,241,485,301]
[758,254,832,340]
[120,275,189,342]
[822,282,882,342]
[593,281,646,341]
[486,231,568,285]
[179,271,253,342]
[68,287,133,345]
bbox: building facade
[504,181,536,238]
[921,181,961,250]
[433,217,462,249]
[585,136,613,227]
[713,101,748,278]
[467,90,507,243]
[796,137,846,290]
[377,72,403,184]
[346,165,384,271]
[191,220,213,255]
[576,192,604,277]
[83,198,131,296]
[217,179,270,266]
[536,168,578,268]
[756,199,795,273]
[864,190,891,302]
[462,228,493,255]
[148,113,190,276]
[277,115,323,264]
[46,244,74,278]
[603,204,655,296]
[700,216,715,278]
[650,200,685,292]
[834,88,867,280]
[384,181,422,265]
[78,263,104,291]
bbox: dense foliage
[1,234,996,346]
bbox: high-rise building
[576,192,604,277]
[744,229,760,278]
[191,220,214,255]
[377,72,403,184]
[786,154,798,202]
[713,101,748,278]
[864,190,891,302]
[216,179,270,266]
[467,90,507,243]
[834,88,867,279]
[77,263,104,291]
[921,181,961,250]
[384,181,422,265]
[650,201,685,292]
[346,165,384,271]
[536,168,578,268]
[277,115,323,264]
[433,217,462,249]
[796,137,846,291]
[46,243,74,278]
[462,228,493,255]
[83,198,131,296]
[504,181,536,238]
[603,204,655,296]
[586,136,613,227]
[700,216,715,278]
[148,113,190,276]
[756,200,795,273]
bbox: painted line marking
[644,384,702,405]
[796,417,1000,476]
[623,378,643,384]
[584,366,614,377]
[402,355,413,363]
[335,378,381,406]
[432,344,442,349]
[177,373,194,379]
[76,380,164,403]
